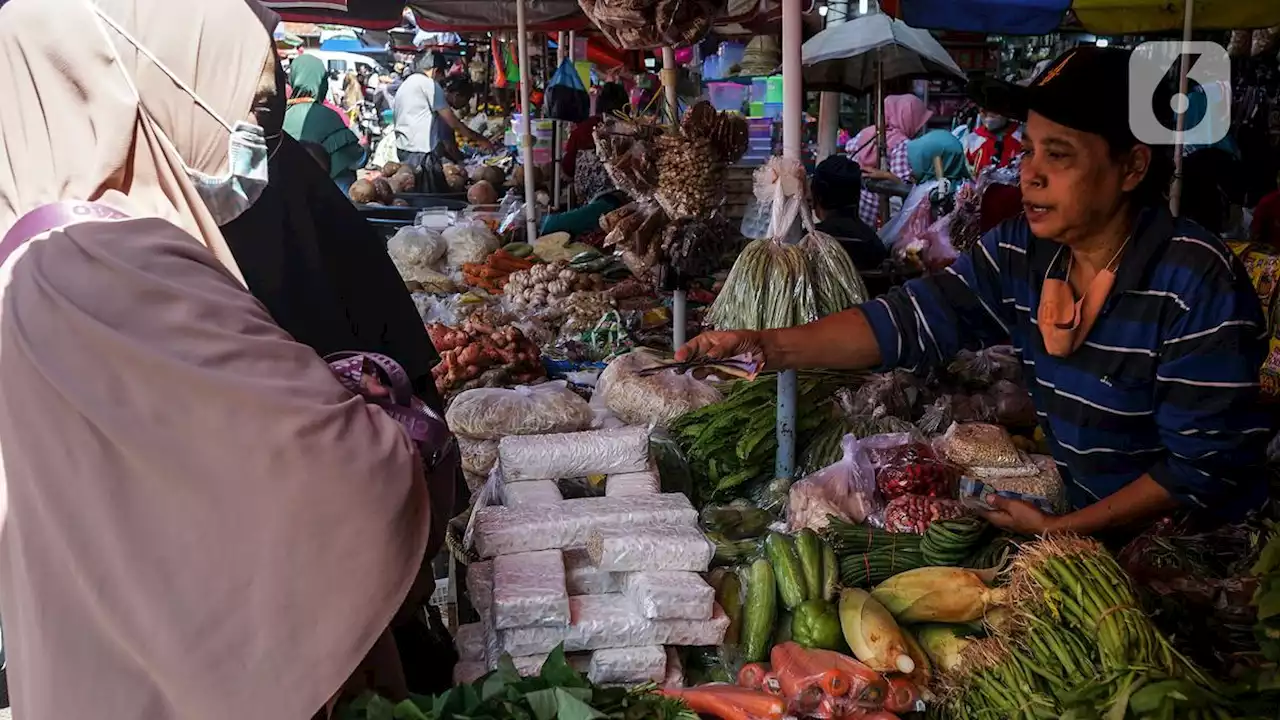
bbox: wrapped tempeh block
[587,524,714,572]
[472,493,697,558]
[622,571,715,620]
[493,550,570,630]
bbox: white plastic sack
[388,225,448,284]
[499,426,650,482]
[503,480,564,507]
[623,571,715,620]
[564,547,622,596]
[471,493,697,558]
[448,382,593,440]
[493,550,570,630]
[588,646,667,684]
[597,351,723,428]
[444,220,501,267]
[605,468,660,497]
[499,595,730,655]
[587,524,713,573]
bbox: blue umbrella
[898,0,1071,35]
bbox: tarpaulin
[896,0,1070,35]
[896,0,1280,36]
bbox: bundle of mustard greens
[931,536,1234,720]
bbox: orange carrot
[662,685,786,720]
[881,676,922,714]
[738,663,770,690]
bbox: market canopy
[802,14,967,93]
[893,0,1280,36]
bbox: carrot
[737,663,769,690]
[881,676,922,715]
[817,668,851,698]
[662,686,786,720]
[488,256,535,273]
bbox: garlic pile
[504,261,605,312]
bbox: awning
[893,0,1280,36]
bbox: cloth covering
[0,1,430,719]
[849,93,933,167]
[907,129,970,183]
[285,54,365,179]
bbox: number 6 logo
[1128,41,1231,147]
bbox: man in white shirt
[393,51,493,192]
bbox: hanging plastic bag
[880,179,938,251]
[546,57,590,122]
[787,435,882,532]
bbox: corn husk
[870,566,1006,623]
[913,624,973,674]
[838,588,915,674]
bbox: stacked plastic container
[454,426,727,686]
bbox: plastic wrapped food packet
[460,436,500,477]
[466,560,503,668]
[623,571,715,620]
[565,547,623,595]
[863,433,958,500]
[663,648,685,688]
[588,646,668,684]
[471,493,697,558]
[453,660,487,685]
[447,382,594,440]
[597,350,723,427]
[959,454,1065,514]
[787,435,880,532]
[933,422,1023,468]
[511,653,591,677]
[503,480,564,507]
[455,622,485,662]
[587,524,714,572]
[493,550,570,630]
[501,596,730,655]
[500,426,650,482]
[883,495,967,534]
[605,468,661,497]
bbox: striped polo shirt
[860,207,1272,520]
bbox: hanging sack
[546,57,590,122]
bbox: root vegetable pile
[428,319,545,397]
[461,248,536,294]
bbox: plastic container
[707,82,748,113]
[720,42,746,70]
[748,101,765,117]
[748,118,773,137]
[763,102,783,119]
[766,75,784,104]
[751,78,768,103]
[702,55,722,81]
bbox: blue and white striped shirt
[860,207,1271,520]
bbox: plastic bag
[914,215,958,271]
[546,57,589,122]
[787,435,881,532]
[759,643,889,719]
[388,225,448,284]
[492,549,570,630]
[443,220,501,266]
[947,346,1021,387]
[597,350,723,428]
[880,179,939,251]
[503,479,564,507]
[446,381,594,439]
[470,492,697,557]
[933,422,1023,469]
[862,433,957,500]
[623,571,716,620]
[992,379,1036,427]
[587,523,714,572]
[459,436,499,477]
[883,495,967,534]
[412,292,463,326]
[588,646,668,684]
[847,370,926,422]
[499,426,650,482]
[498,595,730,656]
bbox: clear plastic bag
[447,381,594,440]
[787,435,882,532]
[492,549,570,630]
[862,433,958,500]
[503,479,564,507]
[587,524,715,572]
[947,346,1022,387]
[388,225,447,280]
[597,350,723,428]
[933,422,1023,469]
[443,220,501,267]
[623,571,715,620]
[848,370,927,422]
[499,426,651,482]
[459,436,499,477]
[766,643,890,719]
[455,622,485,662]
[992,379,1036,427]
[883,495,967,534]
[881,179,940,252]
[605,468,661,497]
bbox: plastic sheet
[933,422,1024,469]
[564,547,623,596]
[447,382,594,440]
[493,550,570,630]
[588,646,668,684]
[471,493,698,558]
[587,524,714,572]
[455,622,485,662]
[787,435,880,532]
[605,468,661,497]
[500,595,730,655]
[460,436,500,478]
[623,571,715,620]
[499,426,650,482]
[503,480,564,507]
[596,350,723,428]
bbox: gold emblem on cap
[1037,50,1077,87]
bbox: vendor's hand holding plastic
[675,330,766,366]
[980,495,1055,535]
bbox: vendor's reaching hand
[979,496,1055,536]
[862,168,899,183]
[676,330,766,365]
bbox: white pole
[816,0,848,160]
[1169,0,1194,217]
[515,0,538,241]
[661,47,680,125]
[553,31,567,208]
[777,0,804,481]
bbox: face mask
[92,7,272,225]
[983,115,1008,132]
[1036,240,1129,357]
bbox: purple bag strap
[0,201,129,266]
[325,351,453,454]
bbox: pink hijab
[0,1,429,718]
[851,93,934,166]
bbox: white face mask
[92,7,271,225]
[983,115,1009,132]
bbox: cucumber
[795,529,825,602]
[742,558,777,663]
[717,569,745,647]
[502,242,534,258]
[822,540,840,602]
[765,532,808,610]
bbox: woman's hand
[980,496,1057,535]
[862,167,900,183]
[676,330,767,364]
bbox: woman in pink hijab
[0,0,434,717]
[846,94,933,227]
